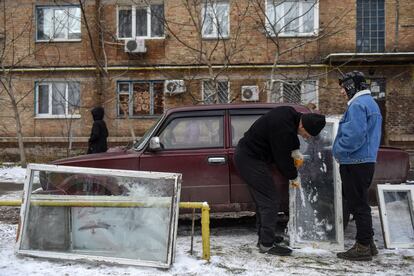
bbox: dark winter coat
[87,107,108,154]
[237,106,301,180]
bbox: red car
[47,103,410,215]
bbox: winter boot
[370,239,378,256]
[259,243,292,256]
[256,236,284,248]
[337,242,372,261]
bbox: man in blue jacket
[333,71,382,261]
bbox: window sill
[202,36,230,40]
[116,115,161,119]
[117,37,165,40]
[270,32,319,38]
[35,115,81,119]
[35,39,82,43]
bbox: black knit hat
[302,113,326,136]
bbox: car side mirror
[149,137,162,151]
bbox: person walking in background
[234,106,326,256]
[333,71,382,261]
[87,106,109,154]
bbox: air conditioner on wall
[124,38,147,53]
[241,86,259,101]
[164,80,186,95]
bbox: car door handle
[208,157,226,164]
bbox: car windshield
[133,115,164,151]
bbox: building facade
[0,0,413,163]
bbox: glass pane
[153,82,164,115]
[203,81,215,104]
[302,1,315,33]
[217,81,229,103]
[282,82,301,103]
[230,115,261,147]
[202,5,214,36]
[132,83,150,116]
[118,8,132,38]
[68,8,81,39]
[37,8,53,40]
[284,2,299,32]
[383,191,414,244]
[217,3,229,37]
[17,165,181,267]
[291,122,338,244]
[302,80,317,105]
[136,8,148,37]
[118,94,129,116]
[68,82,80,114]
[38,85,49,114]
[151,5,164,37]
[51,83,66,115]
[159,116,223,149]
[53,9,67,39]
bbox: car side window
[230,115,261,147]
[159,116,223,149]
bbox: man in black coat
[234,106,325,256]
[87,106,109,154]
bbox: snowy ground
[0,166,413,275]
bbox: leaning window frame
[377,184,414,249]
[35,81,81,119]
[116,3,165,40]
[201,1,230,39]
[265,0,319,37]
[288,116,344,250]
[35,5,82,42]
[15,164,182,268]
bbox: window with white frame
[266,0,318,36]
[36,82,80,117]
[269,80,318,106]
[203,80,229,104]
[117,81,164,117]
[36,6,81,41]
[202,1,229,38]
[117,2,164,39]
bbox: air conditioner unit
[124,38,146,53]
[164,80,186,95]
[241,86,259,101]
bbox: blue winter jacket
[332,90,382,164]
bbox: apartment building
[0,0,413,162]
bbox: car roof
[164,103,311,116]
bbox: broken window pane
[17,164,181,268]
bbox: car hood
[52,147,136,165]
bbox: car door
[139,110,229,205]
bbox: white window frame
[268,79,319,107]
[116,3,165,40]
[265,0,319,37]
[201,1,230,39]
[35,5,81,42]
[35,81,81,119]
[202,80,230,104]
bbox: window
[203,80,229,104]
[202,1,229,38]
[159,116,224,149]
[356,0,385,52]
[266,0,318,36]
[35,82,80,117]
[117,81,164,117]
[117,3,164,39]
[230,115,261,147]
[269,80,318,106]
[36,6,81,41]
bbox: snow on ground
[0,166,414,275]
[0,165,26,184]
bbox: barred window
[356,0,385,52]
[269,80,318,106]
[203,80,229,104]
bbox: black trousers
[234,147,278,247]
[340,163,375,246]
